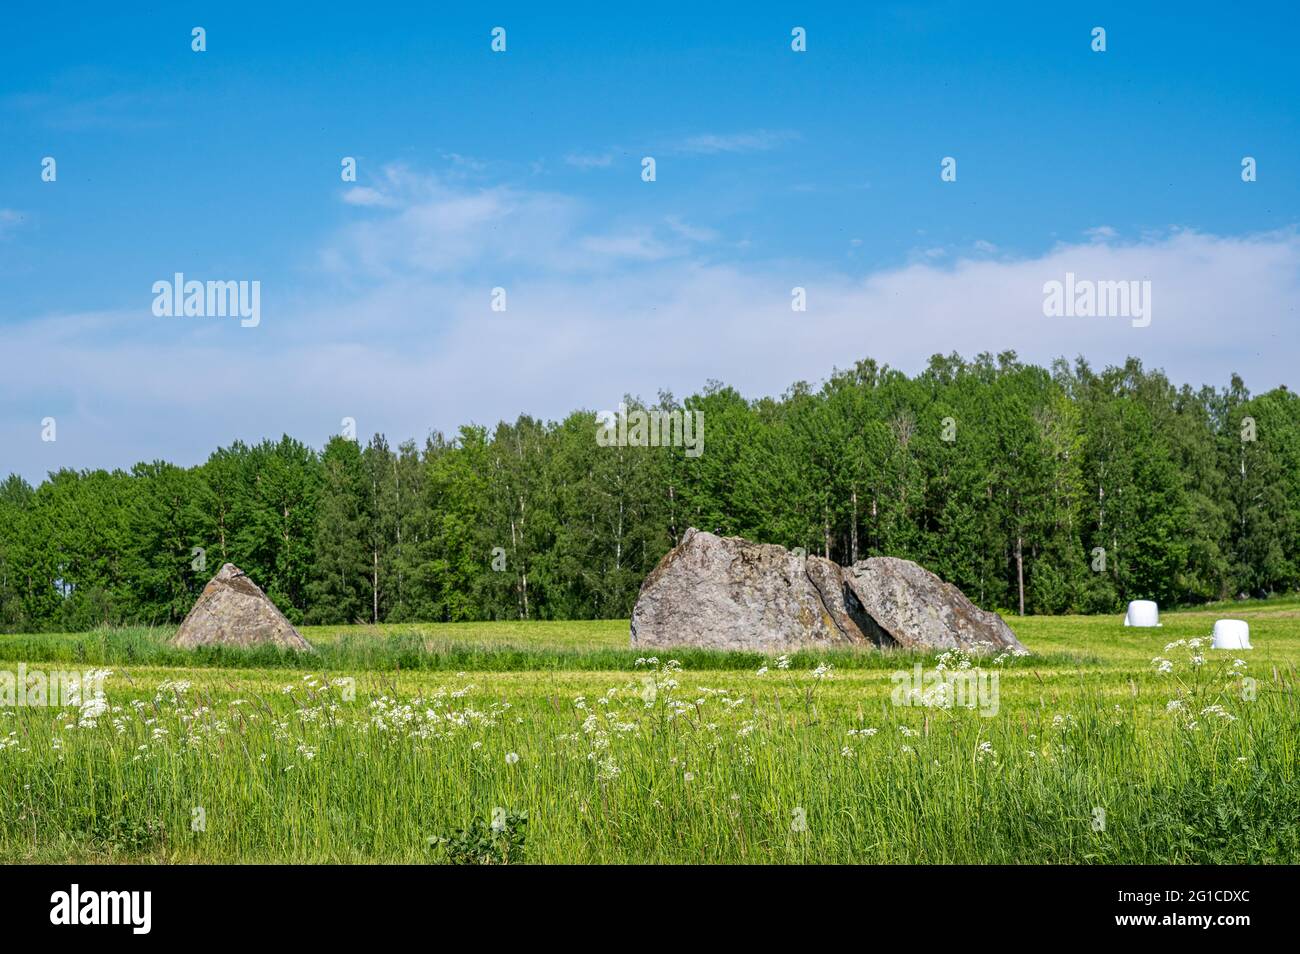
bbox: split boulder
[630,529,1024,653]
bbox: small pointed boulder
[172,563,313,652]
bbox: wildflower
[505,752,520,765]
[1200,704,1236,723]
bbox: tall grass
[0,625,1097,672]
[0,650,1294,864]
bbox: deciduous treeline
[2,352,1296,630]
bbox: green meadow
[0,600,1296,864]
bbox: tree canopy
[2,352,1295,630]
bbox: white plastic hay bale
[1212,619,1252,650]
[1123,599,1160,627]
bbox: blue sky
[2,1,1298,481]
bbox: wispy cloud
[340,187,400,208]
[4,161,1297,482]
[3,77,176,132]
[439,152,487,173]
[327,163,719,276]
[0,209,26,238]
[674,130,800,155]
[564,152,615,170]
[664,216,719,244]
[579,231,682,261]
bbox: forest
[1,351,1296,631]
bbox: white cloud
[664,216,719,244]
[341,186,399,208]
[564,152,615,170]
[674,130,799,155]
[325,165,717,276]
[579,231,682,261]
[0,209,26,238]
[439,152,486,173]
[323,166,583,277]
[3,166,1297,483]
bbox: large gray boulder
[843,557,1025,652]
[172,563,313,652]
[630,529,871,651]
[630,529,1023,653]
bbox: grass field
[0,599,1296,864]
